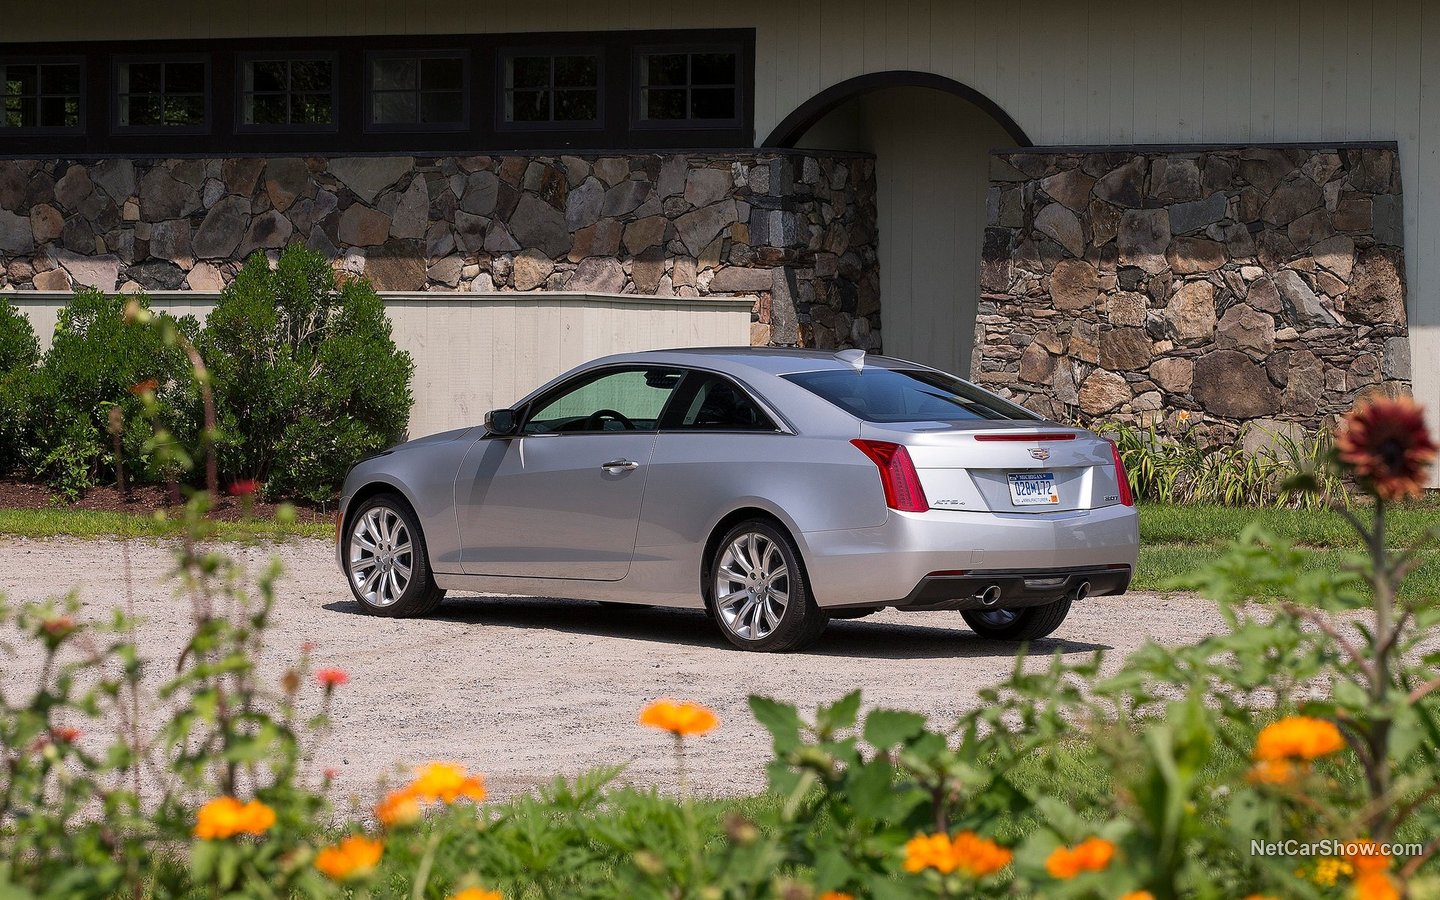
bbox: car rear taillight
[1107,439,1135,507]
[850,439,929,512]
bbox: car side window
[672,373,776,431]
[522,367,684,434]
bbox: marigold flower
[129,378,158,397]
[315,668,350,688]
[1045,836,1116,879]
[1353,872,1399,900]
[639,699,718,736]
[1311,857,1353,886]
[1346,840,1391,875]
[407,762,487,804]
[1241,895,1279,900]
[51,726,82,743]
[448,889,503,900]
[817,893,856,900]
[902,831,1012,877]
[226,479,260,497]
[193,796,277,840]
[41,615,76,638]
[314,835,384,881]
[1119,892,1155,900]
[1254,716,1346,761]
[375,788,422,828]
[1334,395,1437,501]
[1246,758,1301,786]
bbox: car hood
[386,425,482,454]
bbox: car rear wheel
[709,520,827,652]
[961,598,1072,641]
[344,494,445,618]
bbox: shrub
[0,302,39,475]
[23,290,194,496]
[199,246,413,503]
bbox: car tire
[708,519,828,652]
[961,597,1072,641]
[343,493,446,618]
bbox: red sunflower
[1334,395,1437,501]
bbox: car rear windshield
[781,368,1040,423]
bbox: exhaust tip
[977,584,1002,606]
[1073,581,1090,602]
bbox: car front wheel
[708,519,828,652]
[344,494,445,618]
[961,598,1072,641]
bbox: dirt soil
[0,536,1230,808]
[0,478,333,523]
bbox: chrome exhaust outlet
[1073,581,1090,602]
[977,584,1002,606]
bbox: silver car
[336,348,1139,652]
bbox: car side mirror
[484,408,518,436]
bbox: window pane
[3,65,39,97]
[643,53,686,87]
[643,87,686,120]
[372,91,416,124]
[509,56,549,90]
[691,52,736,85]
[508,89,548,122]
[39,96,70,126]
[524,368,683,433]
[419,91,463,124]
[246,94,287,124]
[554,55,597,87]
[167,61,205,93]
[781,370,1039,423]
[420,56,462,91]
[41,63,80,95]
[127,62,163,94]
[372,58,416,91]
[5,97,36,127]
[122,96,162,126]
[678,378,772,430]
[249,61,287,92]
[291,59,332,91]
[295,93,332,124]
[553,88,596,122]
[164,94,205,125]
[690,87,734,119]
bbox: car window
[522,367,684,434]
[781,368,1040,423]
[673,374,776,431]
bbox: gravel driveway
[0,536,1228,807]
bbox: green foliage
[199,246,414,503]
[0,301,39,475]
[1103,419,1346,509]
[22,290,194,496]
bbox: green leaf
[864,708,928,749]
[748,695,803,753]
[817,690,863,734]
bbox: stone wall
[979,145,1409,446]
[0,151,878,350]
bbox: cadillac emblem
[1029,447,1050,461]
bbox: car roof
[589,346,941,378]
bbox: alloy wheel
[714,531,789,640]
[349,505,413,607]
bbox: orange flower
[1346,840,1391,875]
[1353,872,1399,900]
[902,831,1013,877]
[1246,758,1301,786]
[375,788,421,828]
[817,893,856,900]
[1119,892,1155,900]
[639,699,718,736]
[1254,716,1346,761]
[315,668,350,688]
[1045,836,1116,879]
[314,835,384,881]
[129,378,158,397]
[407,762,487,804]
[1335,395,1437,501]
[448,889,503,900]
[1241,895,1279,900]
[193,796,276,840]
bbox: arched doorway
[766,72,1030,377]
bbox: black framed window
[368,51,466,130]
[635,48,739,125]
[115,57,207,130]
[239,54,336,130]
[1,60,82,131]
[500,50,600,127]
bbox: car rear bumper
[894,565,1132,611]
[798,504,1139,608]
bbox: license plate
[1008,472,1059,506]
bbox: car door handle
[600,459,640,471]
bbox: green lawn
[0,506,333,542]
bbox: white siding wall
[9,0,1440,451]
[6,292,753,438]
